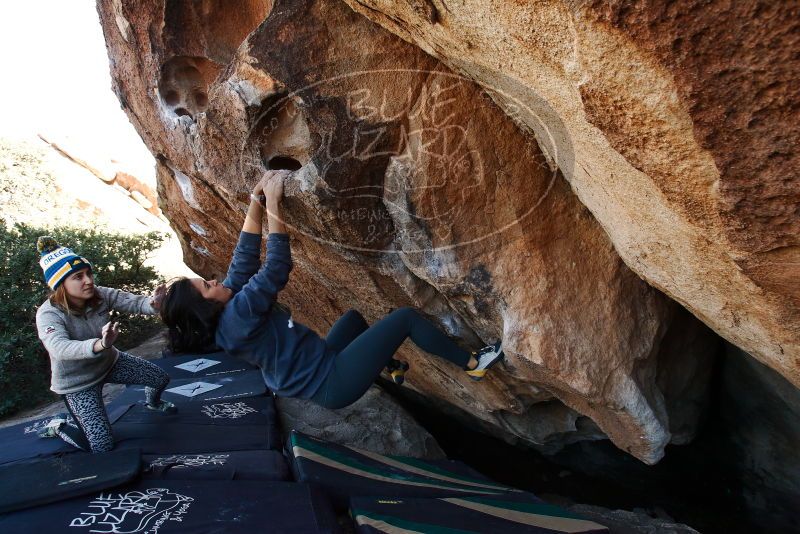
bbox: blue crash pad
[0,448,141,514]
[151,351,256,379]
[0,414,76,466]
[107,370,267,408]
[0,480,340,533]
[288,430,518,510]
[110,396,281,453]
[0,393,280,467]
[142,450,290,481]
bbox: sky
[0,1,194,277]
[0,0,155,184]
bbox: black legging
[311,307,471,409]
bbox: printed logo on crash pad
[165,381,223,397]
[173,358,221,373]
[149,453,229,468]
[69,488,193,531]
[201,402,257,419]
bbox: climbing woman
[35,236,176,453]
[160,169,505,410]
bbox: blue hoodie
[215,231,335,399]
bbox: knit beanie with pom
[36,236,92,290]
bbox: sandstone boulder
[96,0,723,464]
[341,0,800,388]
[276,385,445,459]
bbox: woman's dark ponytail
[160,278,224,353]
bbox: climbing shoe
[38,417,67,438]
[386,359,410,385]
[146,400,177,414]
[466,341,504,381]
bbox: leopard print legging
[56,352,170,453]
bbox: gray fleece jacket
[35,286,158,394]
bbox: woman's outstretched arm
[242,176,267,234]
[96,286,162,316]
[215,172,291,342]
[224,170,288,293]
[265,171,287,235]
[244,168,289,235]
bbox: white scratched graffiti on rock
[238,68,567,253]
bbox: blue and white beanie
[37,236,92,290]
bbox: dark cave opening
[375,344,770,534]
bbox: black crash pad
[350,494,609,533]
[288,430,518,510]
[108,370,267,408]
[110,396,281,453]
[0,414,76,466]
[142,450,290,481]
[0,391,279,467]
[109,394,277,426]
[0,448,141,514]
[0,480,340,533]
[151,351,256,379]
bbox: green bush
[0,220,166,418]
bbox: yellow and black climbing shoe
[466,341,504,381]
[386,359,410,385]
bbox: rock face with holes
[97,0,730,465]
[158,56,217,119]
[338,0,800,385]
[276,385,446,459]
